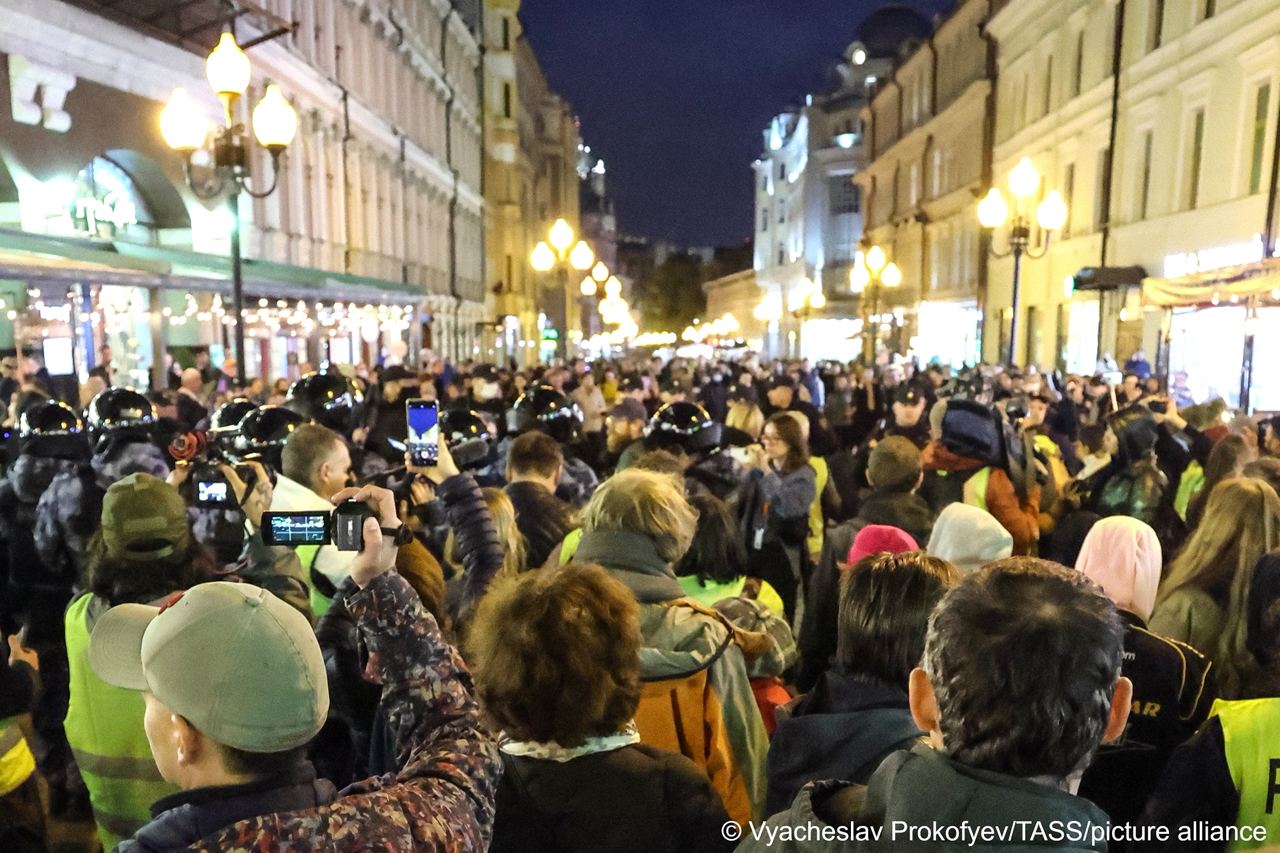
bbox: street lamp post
[530,218,594,360]
[160,32,298,387]
[977,157,1068,367]
[849,244,903,364]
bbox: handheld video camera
[261,500,378,552]
[169,430,258,510]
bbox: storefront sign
[73,189,138,235]
[1163,235,1265,279]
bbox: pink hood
[1075,516,1162,622]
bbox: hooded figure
[1075,517,1215,826]
[1092,406,1168,527]
[926,503,1013,574]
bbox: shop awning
[0,227,427,305]
[1142,257,1280,308]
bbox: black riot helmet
[509,384,583,444]
[285,371,365,435]
[85,387,157,446]
[645,401,723,456]
[209,397,258,434]
[441,408,497,470]
[441,408,491,446]
[19,400,89,460]
[234,405,306,470]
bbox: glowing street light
[977,157,1070,366]
[161,30,298,387]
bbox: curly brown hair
[469,563,642,747]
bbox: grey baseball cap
[89,582,329,752]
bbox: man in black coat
[503,432,576,569]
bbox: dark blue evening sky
[519,0,952,247]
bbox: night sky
[520,0,953,248]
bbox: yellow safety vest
[64,593,178,850]
[807,457,829,558]
[0,717,36,797]
[963,466,992,512]
[296,543,333,617]
[1214,697,1280,851]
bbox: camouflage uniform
[116,571,500,851]
[0,453,80,620]
[34,441,171,584]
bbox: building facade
[482,0,581,366]
[986,0,1280,406]
[856,0,992,368]
[0,0,485,387]
[752,8,930,362]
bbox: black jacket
[742,744,1111,852]
[796,491,930,691]
[766,672,921,815]
[505,480,576,569]
[1139,716,1237,852]
[493,744,735,853]
[1079,610,1215,827]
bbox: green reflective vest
[296,543,333,617]
[0,717,35,797]
[963,466,992,512]
[1214,697,1280,851]
[64,593,178,850]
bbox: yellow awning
[1142,257,1280,307]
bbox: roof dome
[856,4,933,60]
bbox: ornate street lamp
[529,218,594,357]
[161,31,298,386]
[849,245,902,363]
[978,156,1068,366]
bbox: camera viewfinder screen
[197,481,228,504]
[265,512,329,545]
[407,401,439,464]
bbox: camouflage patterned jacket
[117,571,501,851]
[34,441,171,583]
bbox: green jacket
[574,530,770,822]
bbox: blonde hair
[447,487,526,577]
[484,487,526,577]
[726,400,765,440]
[1158,477,1280,697]
[580,468,697,563]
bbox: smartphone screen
[262,511,331,546]
[196,480,229,505]
[406,399,439,466]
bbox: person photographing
[86,480,500,850]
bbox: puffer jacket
[34,440,170,582]
[0,453,79,605]
[572,529,771,824]
[116,573,501,852]
[504,480,576,570]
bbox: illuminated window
[1249,84,1271,195]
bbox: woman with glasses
[745,413,818,627]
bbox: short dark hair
[470,564,641,747]
[280,423,343,485]
[1078,423,1107,455]
[868,436,922,492]
[507,431,563,479]
[837,552,958,685]
[217,743,309,778]
[676,493,748,586]
[923,557,1123,779]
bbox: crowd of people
[1,347,1278,851]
